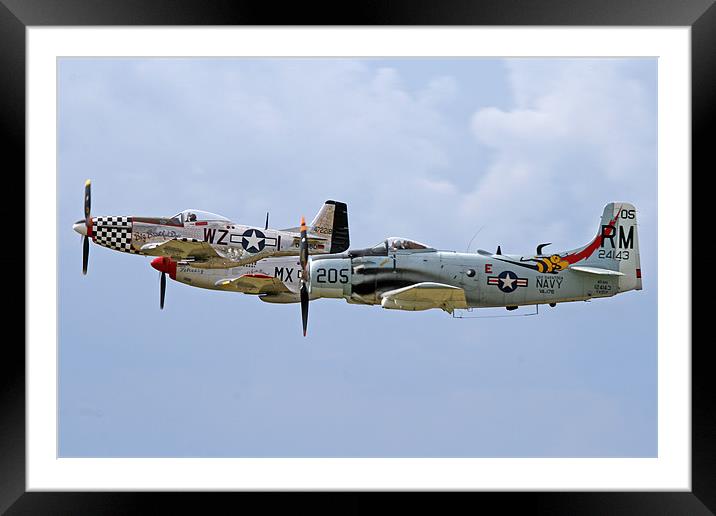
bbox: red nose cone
[151,256,177,279]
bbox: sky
[57,57,657,457]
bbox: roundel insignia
[496,271,519,293]
[486,270,528,293]
[241,229,266,253]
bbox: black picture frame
[4,1,710,513]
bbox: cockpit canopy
[171,209,231,224]
[386,237,431,252]
[352,237,433,257]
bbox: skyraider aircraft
[72,181,350,307]
[159,202,641,335]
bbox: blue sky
[58,58,657,457]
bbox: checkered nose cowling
[92,216,138,254]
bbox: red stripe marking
[564,208,621,265]
[636,268,642,278]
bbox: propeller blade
[298,215,310,336]
[160,272,166,309]
[84,179,91,227]
[300,283,309,337]
[82,235,89,275]
[81,180,92,275]
[299,216,308,270]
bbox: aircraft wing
[214,273,293,295]
[380,282,468,312]
[140,238,222,261]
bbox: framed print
[4,0,712,513]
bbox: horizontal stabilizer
[570,266,624,276]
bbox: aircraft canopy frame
[172,209,231,224]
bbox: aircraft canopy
[349,237,433,258]
[386,237,432,252]
[364,237,433,255]
[172,209,231,224]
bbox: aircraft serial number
[597,249,630,260]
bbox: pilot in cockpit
[187,213,197,222]
[389,238,406,252]
[387,237,430,252]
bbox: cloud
[59,58,655,254]
[416,177,459,196]
[58,58,657,458]
[418,76,458,106]
[462,60,656,251]
[60,59,464,244]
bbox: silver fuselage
[169,248,637,309]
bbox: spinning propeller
[299,216,310,336]
[72,179,92,274]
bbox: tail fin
[309,200,350,253]
[565,202,642,292]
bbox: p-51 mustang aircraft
[72,180,349,292]
[159,202,642,336]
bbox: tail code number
[600,225,634,249]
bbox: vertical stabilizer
[309,201,350,253]
[573,202,642,292]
